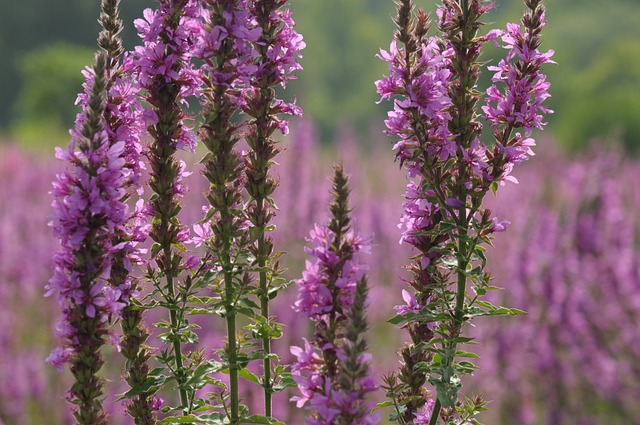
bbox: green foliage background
[1,0,639,150]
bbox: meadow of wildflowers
[3,124,640,425]
[2,0,639,424]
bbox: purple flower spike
[294,225,369,319]
[376,0,552,422]
[483,4,554,185]
[292,166,379,425]
[45,51,129,425]
[376,38,453,171]
[129,0,204,153]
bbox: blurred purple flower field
[1,121,639,425]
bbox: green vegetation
[11,43,94,148]
[288,0,395,140]
[0,0,151,136]
[1,0,639,149]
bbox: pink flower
[490,217,511,233]
[294,224,370,318]
[150,395,164,411]
[413,398,436,424]
[394,289,422,315]
[45,347,74,371]
[184,255,200,270]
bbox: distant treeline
[2,0,640,150]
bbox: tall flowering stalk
[291,166,379,425]
[45,2,156,424]
[129,0,203,412]
[44,1,154,423]
[192,1,260,423]
[44,26,130,425]
[483,0,555,184]
[244,0,304,417]
[97,0,158,422]
[376,0,552,423]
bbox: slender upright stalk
[245,0,304,416]
[196,1,258,421]
[45,50,115,425]
[291,166,378,425]
[225,256,240,425]
[257,206,272,417]
[378,0,552,422]
[96,1,158,422]
[131,0,203,412]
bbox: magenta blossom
[292,167,379,425]
[394,289,422,315]
[293,224,370,318]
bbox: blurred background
[2,0,640,151]
[1,1,640,424]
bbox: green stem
[257,199,272,418]
[166,271,189,411]
[224,248,240,425]
[429,208,469,424]
[455,208,470,317]
[428,398,441,425]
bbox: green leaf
[239,298,261,311]
[238,368,261,385]
[242,415,285,425]
[160,416,200,424]
[187,361,223,386]
[373,401,394,412]
[388,312,417,325]
[273,372,296,392]
[485,285,504,291]
[456,351,479,359]
[181,330,199,344]
[490,181,498,195]
[151,242,162,258]
[388,404,407,421]
[471,301,527,317]
[173,242,187,252]
[189,308,217,315]
[456,361,480,371]
[118,372,167,400]
[161,412,230,425]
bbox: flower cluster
[102,65,149,314]
[45,61,130,368]
[376,38,453,170]
[376,0,552,423]
[102,69,149,345]
[129,0,203,153]
[293,224,369,317]
[483,1,555,183]
[244,0,305,135]
[195,0,261,90]
[483,24,554,136]
[44,52,130,425]
[258,7,305,88]
[104,72,149,189]
[291,167,378,425]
